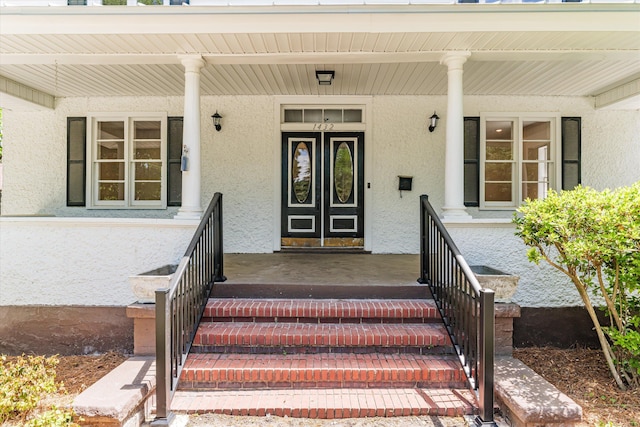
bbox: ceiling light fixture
[315,70,335,86]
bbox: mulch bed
[54,352,128,394]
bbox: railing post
[152,288,175,426]
[213,193,226,282]
[418,195,429,284]
[475,288,497,427]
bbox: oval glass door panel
[334,142,354,203]
[292,142,311,204]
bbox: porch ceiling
[0,3,639,110]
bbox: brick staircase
[170,295,477,418]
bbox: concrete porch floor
[222,253,421,287]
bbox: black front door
[281,132,364,248]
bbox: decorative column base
[441,206,472,221]
[174,207,203,220]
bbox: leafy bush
[26,406,78,427]
[0,355,59,422]
[514,183,640,390]
[0,354,79,425]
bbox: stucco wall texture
[0,95,638,307]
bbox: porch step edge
[170,387,476,418]
[202,298,441,323]
[192,322,451,351]
[178,353,467,390]
[211,283,432,299]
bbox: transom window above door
[283,107,363,124]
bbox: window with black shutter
[463,115,581,208]
[66,115,183,208]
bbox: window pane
[522,182,549,201]
[486,141,513,160]
[98,141,125,159]
[324,109,342,123]
[284,109,303,123]
[99,162,125,180]
[135,141,161,159]
[135,182,161,201]
[343,109,362,123]
[485,163,512,181]
[334,142,354,204]
[292,142,312,204]
[523,121,550,140]
[523,162,550,182]
[486,121,512,140]
[304,109,322,122]
[523,142,550,161]
[98,121,124,140]
[99,183,124,201]
[135,162,162,181]
[485,183,512,202]
[134,121,161,140]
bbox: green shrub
[25,405,79,427]
[514,183,640,390]
[0,355,59,422]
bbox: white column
[175,55,205,220]
[441,52,472,220]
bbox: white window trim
[86,113,168,209]
[479,112,562,210]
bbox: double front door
[281,132,364,248]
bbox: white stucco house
[0,0,639,354]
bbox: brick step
[201,298,440,324]
[192,322,451,354]
[170,387,476,418]
[178,353,467,390]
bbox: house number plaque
[312,123,335,131]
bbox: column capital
[179,55,205,72]
[440,52,471,69]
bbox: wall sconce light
[211,111,222,131]
[428,111,439,132]
[315,70,335,86]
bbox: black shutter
[167,117,183,206]
[464,117,480,207]
[66,117,86,206]
[561,117,581,191]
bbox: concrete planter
[129,265,177,303]
[470,265,519,303]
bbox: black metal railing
[418,195,496,426]
[154,193,225,425]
